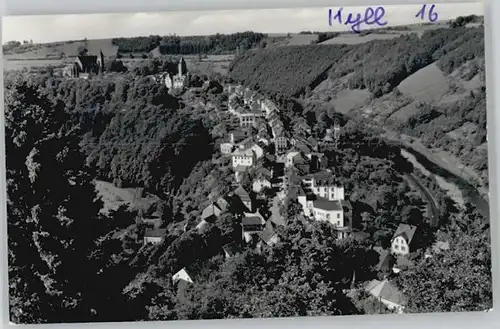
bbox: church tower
[178,57,187,76]
[98,49,105,74]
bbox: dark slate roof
[312,198,342,211]
[144,228,167,238]
[76,55,98,70]
[392,224,418,244]
[293,152,309,165]
[259,221,277,243]
[235,185,251,202]
[242,213,265,226]
[222,242,241,256]
[256,167,272,179]
[375,249,394,271]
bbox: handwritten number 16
[416,4,438,23]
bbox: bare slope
[397,63,450,102]
[4,39,118,60]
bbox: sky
[2,3,483,43]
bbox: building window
[394,244,399,250]
[326,214,330,219]
[337,213,340,219]
[337,221,340,226]
[401,246,406,252]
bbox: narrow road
[270,195,286,226]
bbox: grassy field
[397,63,450,103]
[4,38,118,60]
[320,32,402,45]
[94,180,160,214]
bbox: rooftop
[312,198,343,211]
[243,212,265,226]
[364,279,406,306]
[222,242,241,257]
[233,147,254,157]
[392,224,418,244]
[234,185,251,202]
[260,221,278,243]
[144,228,167,238]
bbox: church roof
[76,55,98,71]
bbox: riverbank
[397,142,490,220]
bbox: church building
[165,57,189,91]
[64,50,105,79]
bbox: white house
[252,178,272,193]
[298,189,349,240]
[364,279,406,313]
[220,142,234,154]
[311,199,343,225]
[302,174,345,201]
[391,224,418,256]
[232,147,256,168]
[172,268,194,284]
[285,151,300,168]
[143,228,167,246]
[251,143,265,160]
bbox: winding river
[397,143,490,220]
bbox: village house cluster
[136,76,452,314]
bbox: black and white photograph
[2,1,493,324]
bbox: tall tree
[5,80,122,323]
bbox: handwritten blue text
[328,6,388,33]
[415,4,439,23]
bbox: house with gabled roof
[364,279,406,313]
[298,190,350,240]
[231,146,256,169]
[197,197,230,230]
[172,267,194,284]
[229,129,252,144]
[306,137,319,152]
[251,143,265,160]
[252,167,273,193]
[143,228,167,245]
[220,142,234,155]
[242,212,266,242]
[391,224,418,256]
[234,165,248,183]
[234,185,253,212]
[259,221,279,246]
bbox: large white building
[302,175,345,201]
[232,146,256,168]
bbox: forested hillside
[112,32,266,55]
[230,27,483,98]
[229,25,488,188]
